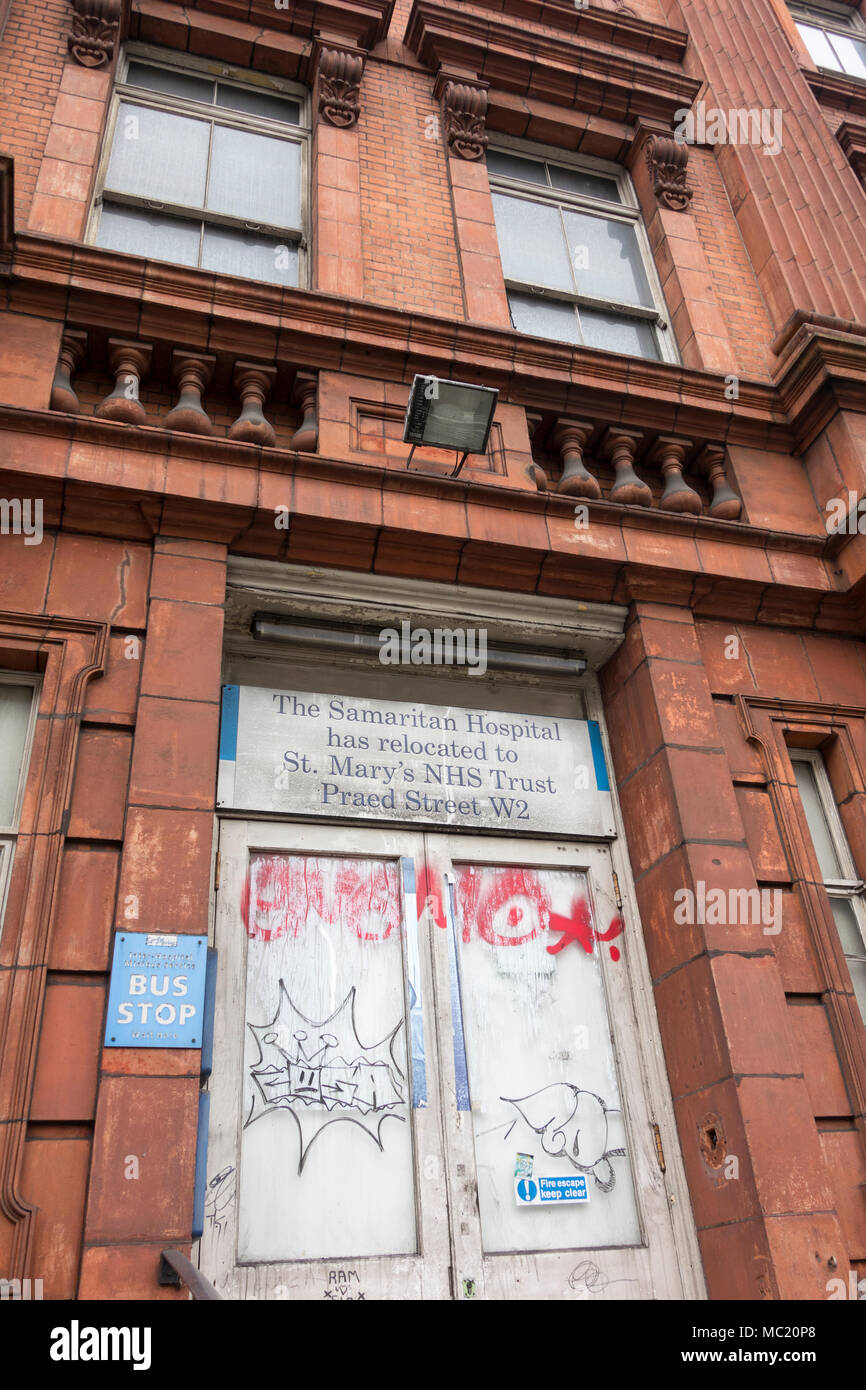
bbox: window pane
[95,204,201,266]
[548,164,621,203]
[491,193,573,290]
[105,103,210,208]
[832,34,866,78]
[579,308,659,359]
[793,759,843,879]
[829,899,866,1024]
[207,126,302,228]
[239,853,417,1261]
[216,83,301,125]
[453,863,641,1252]
[201,226,299,285]
[796,22,842,69]
[563,211,654,307]
[486,150,547,185]
[126,62,214,103]
[0,684,33,825]
[508,292,581,343]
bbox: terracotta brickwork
[1,0,866,1302]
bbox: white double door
[200,819,687,1300]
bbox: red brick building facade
[1,0,866,1302]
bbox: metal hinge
[652,1122,666,1173]
[213,851,221,893]
[611,869,623,910]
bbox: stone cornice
[403,0,701,126]
[419,0,690,64]
[0,402,843,635]
[773,323,866,451]
[803,68,866,119]
[161,0,395,51]
[9,232,791,450]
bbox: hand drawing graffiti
[245,983,407,1172]
[204,1165,236,1239]
[502,1083,627,1192]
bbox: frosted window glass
[548,165,621,203]
[238,854,416,1261]
[95,205,201,266]
[486,150,547,185]
[201,226,299,285]
[0,685,33,825]
[207,127,301,227]
[491,194,572,290]
[793,760,843,879]
[508,293,581,343]
[105,104,210,207]
[580,308,659,359]
[829,900,866,1024]
[797,22,842,69]
[832,34,866,78]
[216,84,301,124]
[564,211,653,306]
[126,63,214,103]
[454,864,640,1252]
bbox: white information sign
[218,685,615,837]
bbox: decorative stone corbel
[602,427,651,507]
[290,372,318,452]
[164,351,215,436]
[229,362,277,447]
[50,329,88,414]
[95,339,152,424]
[442,81,488,162]
[649,436,701,514]
[698,444,742,521]
[645,134,693,212]
[68,0,121,69]
[553,419,600,499]
[317,47,365,129]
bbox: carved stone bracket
[317,47,365,129]
[645,134,693,212]
[68,0,121,69]
[442,81,489,162]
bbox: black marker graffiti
[567,1260,638,1297]
[501,1083,627,1192]
[246,984,407,1172]
[204,1165,236,1239]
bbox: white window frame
[0,672,40,934]
[789,747,866,1023]
[86,44,311,287]
[486,135,679,365]
[789,2,866,78]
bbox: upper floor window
[790,748,866,1025]
[487,144,675,363]
[89,48,309,287]
[789,2,866,79]
[0,675,39,934]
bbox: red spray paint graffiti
[457,867,552,947]
[415,865,446,929]
[242,855,400,943]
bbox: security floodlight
[403,375,498,477]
